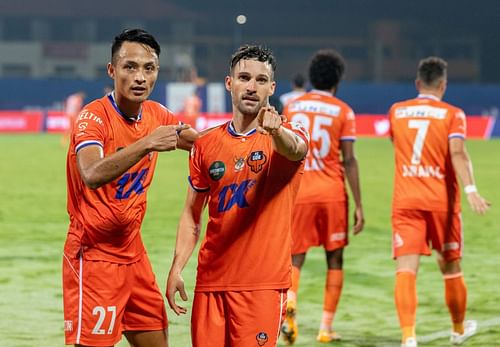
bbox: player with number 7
[388,56,490,347]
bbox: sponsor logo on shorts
[330,232,346,241]
[208,161,225,181]
[394,233,404,248]
[256,331,269,346]
[64,320,73,332]
[443,242,459,251]
[247,151,267,173]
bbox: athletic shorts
[291,201,348,255]
[392,209,463,261]
[191,289,287,347]
[62,251,167,346]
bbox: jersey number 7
[408,119,430,165]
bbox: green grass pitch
[0,135,498,347]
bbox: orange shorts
[291,201,348,254]
[392,209,463,261]
[62,251,167,346]
[191,289,287,347]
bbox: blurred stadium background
[0,1,499,346]
[0,0,500,136]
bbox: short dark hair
[111,28,161,64]
[417,56,447,87]
[309,49,345,91]
[230,45,277,77]
[292,73,305,88]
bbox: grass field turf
[0,134,498,347]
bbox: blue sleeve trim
[75,140,103,153]
[448,134,465,140]
[188,176,210,192]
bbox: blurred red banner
[0,111,494,139]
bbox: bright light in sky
[236,14,247,25]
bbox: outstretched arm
[176,126,198,151]
[449,138,490,214]
[257,107,308,161]
[341,140,364,234]
[78,124,189,189]
[166,187,208,315]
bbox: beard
[235,96,266,117]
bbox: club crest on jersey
[247,151,267,173]
[208,161,226,181]
[234,156,246,172]
[256,332,269,346]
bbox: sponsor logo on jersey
[217,179,255,212]
[256,331,269,346]
[288,100,341,117]
[247,151,267,173]
[115,168,149,199]
[402,165,444,179]
[395,105,447,120]
[78,110,104,125]
[234,156,246,172]
[209,161,226,181]
[78,122,88,131]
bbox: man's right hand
[466,191,490,215]
[166,271,189,315]
[148,124,190,152]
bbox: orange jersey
[283,90,356,203]
[389,94,466,212]
[65,94,180,263]
[189,121,309,292]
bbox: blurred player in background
[166,44,309,347]
[61,90,86,147]
[180,89,202,125]
[103,84,113,95]
[280,49,364,344]
[62,28,197,347]
[279,73,306,108]
[389,56,490,347]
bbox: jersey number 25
[291,113,332,158]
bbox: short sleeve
[388,105,396,140]
[159,103,181,126]
[448,109,466,140]
[340,107,357,141]
[188,143,210,192]
[73,106,106,154]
